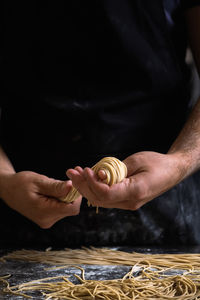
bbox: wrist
[167,151,192,182]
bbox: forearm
[168,97,200,178]
[0,146,16,199]
[169,6,200,178]
[0,146,15,175]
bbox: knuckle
[54,181,62,193]
[129,201,141,211]
[71,209,80,216]
[71,205,80,216]
[37,219,53,229]
[35,175,49,186]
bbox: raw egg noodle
[1,247,200,299]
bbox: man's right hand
[0,171,82,228]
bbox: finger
[66,168,81,179]
[37,177,73,199]
[37,196,82,228]
[98,169,107,181]
[66,168,85,187]
[83,167,126,203]
[74,166,84,174]
[82,167,129,206]
[66,166,84,186]
[67,168,100,203]
[123,154,142,177]
[66,166,84,179]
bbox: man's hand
[66,152,187,210]
[0,171,82,228]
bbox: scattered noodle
[1,248,200,299]
[3,247,200,270]
[2,266,200,299]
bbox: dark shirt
[0,0,200,248]
[0,0,196,175]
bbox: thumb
[123,154,143,177]
[38,178,72,198]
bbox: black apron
[0,0,199,247]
